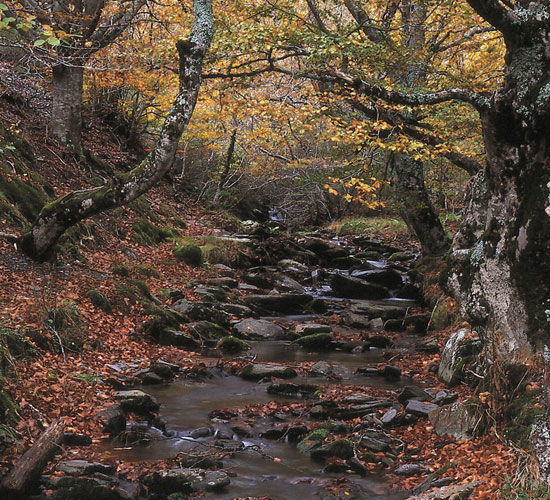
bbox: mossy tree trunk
[389,154,451,256]
[446,2,550,361]
[18,0,214,261]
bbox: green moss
[0,324,36,360]
[297,428,329,453]
[112,264,130,277]
[172,217,188,228]
[504,389,545,448]
[128,196,162,223]
[45,301,86,353]
[134,264,162,278]
[86,289,112,313]
[0,173,47,222]
[174,244,203,267]
[0,389,20,425]
[133,217,178,246]
[217,336,250,353]
[293,333,333,350]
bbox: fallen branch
[0,419,65,498]
[412,461,456,495]
[0,232,20,243]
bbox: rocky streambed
[46,232,479,500]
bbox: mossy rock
[174,244,203,267]
[134,264,162,278]
[46,302,86,353]
[86,289,112,313]
[504,388,545,448]
[0,325,36,359]
[293,333,333,350]
[310,438,354,461]
[0,389,20,425]
[112,265,130,277]
[217,336,250,354]
[51,477,119,500]
[430,296,459,331]
[133,218,178,246]
[297,428,329,453]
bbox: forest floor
[0,68,532,500]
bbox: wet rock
[177,455,224,470]
[331,256,362,269]
[190,427,213,439]
[63,432,92,446]
[438,328,482,386]
[287,424,308,442]
[97,404,126,435]
[405,482,477,499]
[267,383,319,397]
[295,323,332,336]
[310,438,354,461]
[57,460,116,476]
[218,303,253,318]
[358,269,403,288]
[194,285,227,302]
[215,428,234,440]
[405,400,439,418]
[241,363,297,380]
[209,277,239,289]
[143,468,230,494]
[341,311,373,329]
[381,408,398,426]
[115,390,159,413]
[243,293,312,314]
[187,321,228,346]
[416,337,440,353]
[429,401,481,441]
[329,274,390,299]
[241,273,273,289]
[360,432,391,452]
[274,275,306,293]
[231,424,253,438]
[232,318,285,340]
[187,303,232,328]
[298,236,339,254]
[139,371,164,385]
[369,334,394,348]
[158,329,200,349]
[343,393,374,404]
[432,390,458,406]
[261,426,289,439]
[308,361,348,378]
[387,252,415,263]
[217,335,250,353]
[151,360,180,378]
[47,477,119,500]
[394,463,430,476]
[293,333,333,350]
[171,298,194,314]
[349,301,407,319]
[398,386,433,404]
[278,259,310,274]
[380,365,401,381]
[356,366,380,377]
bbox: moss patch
[174,244,203,267]
[504,389,545,448]
[86,289,112,313]
[133,217,178,246]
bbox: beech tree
[1,0,149,152]
[15,0,214,259]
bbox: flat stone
[394,463,430,476]
[295,323,332,336]
[381,408,398,426]
[329,273,390,299]
[209,277,239,288]
[218,303,253,317]
[350,301,407,319]
[357,269,403,288]
[405,400,439,417]
[243,293,312,313]
[241,363,297,380]
[398,386,433,404]
[190,427,213,439]
[143,468,230,494]
[429,401,480,441]
[57,460,115,476]
[232,318,285,340]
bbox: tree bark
[18,0,214,261]
[212,128,237,208]
[389,154,450,256]
[0,419,65,497]
[51,64,84,152]
[446,11,550,361]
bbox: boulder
[217,336,250,353]
[274,275,306,293]
[143,468,230,494]
[243,293,312,314]
[157,329,200,349]
[172,298,194,314]
[218,303,253,318]
[357,269,404,288]
[187,303,232,328]
[186,321,228,346]
[429,401,481,441]
[97,404,126,435]
[341,311,373,329]
[349,301,406,318]
[57,460,116,476]
[232,318,285,340]
[295,323,332,336]
[310,439,354,461]
[329,274,390,299]
[438,328,482,386]
[293,333,333,350]
[115,390,159,413]
[241,363,297,380]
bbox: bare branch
[305,0,330,34]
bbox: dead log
[0,419,65,497]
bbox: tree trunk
[389,154,450,256]
[51,63,84,152]
[18,0,214,261]
[212,128,237,207]
[447,23,550,361]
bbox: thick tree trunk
[18,0,214,261]
[51,64,84,152]
[389,154,450,256]
[447,24,550,361]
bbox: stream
[99,234,430,499]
